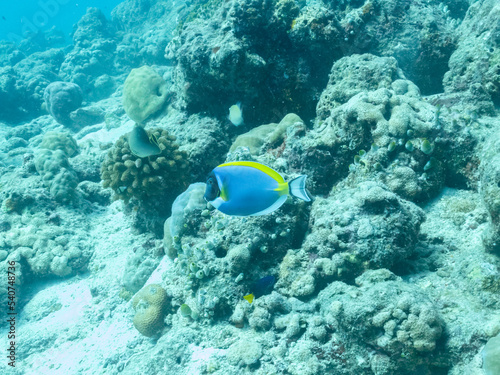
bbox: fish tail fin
[243,293,254,304]
[288,175,311,202]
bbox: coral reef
[0,49,64,124]
[59,8,117,102]
[286,182,424,288]
[166,0,338,124]
[483,333,500,375]
[100,127,189,203]
[43,82,83,126]
[34,132,79,204]
[132,284,169,337]
[1,0,500,374]
[122,65,170,123]
[479,128,500,255]
[316,270,444,373]
[283,53,477,199]
[443,0,500,111]
[230,113,305,156]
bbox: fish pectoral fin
[219,186,229,201]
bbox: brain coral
[132,284,168,337]
[100,127,189,202]
[123,66,169,123]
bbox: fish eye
[204,174,220,201]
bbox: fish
[204,161,311,216]
[228,102,244,126]
[244,275,276,303]
[128,125,161,158]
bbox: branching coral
[100,127,189,202]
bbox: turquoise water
[0,0,123,43]
[0,0,499,373]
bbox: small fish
[228,102,244,126]
[204,161,311,216]
[2,16,6,21]
[128,125,161,158]
[244,276,276,303]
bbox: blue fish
[204,161,311,216]
[244,275,276,303]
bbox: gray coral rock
[479,128,500,255]
[443,0,500,112]
[317,269,444,373]
[303,181,425,276]
[34,132,79,204]
[44,82,83,126]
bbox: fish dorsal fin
[218,161,285,183]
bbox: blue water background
[0,0,124,43]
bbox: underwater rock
[227,336,263,366]
[69,106,106,128]
[72,7,113,49]
[158,113,231,181]
[479,130,500,255]
[301,182,425,279]
[167,0,338,124]
[483,333,500,375]
[58,8,117,102]
[44,82,83,127]
[122,240,164,294]
[0,49,64,124]
[316,54,400,120]
[443,0,500,111]
[316,269,444,373]
[77,181,111,205]
[286,54,479,200]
